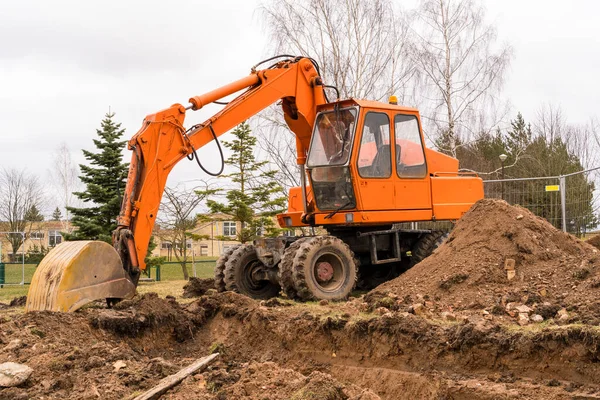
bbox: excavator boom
[26,57,327,312]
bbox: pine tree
[504,112,532,164]
[201,122,287,243]
[51,207,62,221]
[24,205,44,223]
[65,112,129,243]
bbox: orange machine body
[115,57,482,275]
[278,99,483,228]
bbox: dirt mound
[369,199,600,318]
[88,292,255,342]
[89,293,205,341]
[9,296,27,307]
[588,234,600,250]
[0,296,27,309]
[182,277,215,298]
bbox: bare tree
[156,183,214,280]
[48,142,80,232]
[409,0,513,156]
[533,104,565,145]
[0,169,44,261]
[257,0,417,195]
[261,0,415,100]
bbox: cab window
[357,112,391,178]
[394,114,426,178]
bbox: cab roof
[318,98,420,114]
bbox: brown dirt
[368,199,600,324]
[182,277,216,298]
[588,234,600,250]
[2,290,600,399]
[0,296,27,310]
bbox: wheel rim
[244,260,271,293]
[311,252,345,292]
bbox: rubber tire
[224,244,280,300]
[292,236,358,301]
[214,245,241,293]
[278,238,311,299]
[410,231,448,267]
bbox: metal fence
[0,232,26,285]
[483,167,600,237]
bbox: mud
[2,291,600,399]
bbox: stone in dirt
[441,311,456,321]
[557,308,569,321]
[518,313,530,326]
[515,305,532,314]
[411,303,426,316]
[0,362,33,387]
[531,314,544,323]
[113,360,127,371]
[2,339,23,352]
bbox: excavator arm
[26,57,327,312]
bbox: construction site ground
[3,199,600,399]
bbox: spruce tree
[24,205,44,223]
[505,112,532,164]
[51,207,62,221]
[201,122,287,243]
[65,112,129,243]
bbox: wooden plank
[132,353,219,400]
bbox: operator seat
[371,145,391,177]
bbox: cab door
[393,114,432,210]
[354,111,396,211]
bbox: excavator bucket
[25,240,136,312]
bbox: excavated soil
[369,199,600,325]
[3,200,600,399]
[182,278,216,298]
[587,234,600,250]
[2,291,600,399]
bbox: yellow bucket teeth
[26,240,136,312]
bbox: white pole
[192,249,197,278]
[21,232,25,285]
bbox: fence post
[559,175,567,232]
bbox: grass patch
[0,285,29,303]
[148,259,216,281]
[137,280,192,301]
[1,263,37,284]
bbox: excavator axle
[26,241,136,312]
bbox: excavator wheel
[277,238,311,299]
[214,245,241,293]
[26,240,136,313]
[409,231,449,267]
[224,244,280,299]
[292,236,358,301]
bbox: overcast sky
[1,0,599,214]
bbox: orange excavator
[26,56,483,312]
